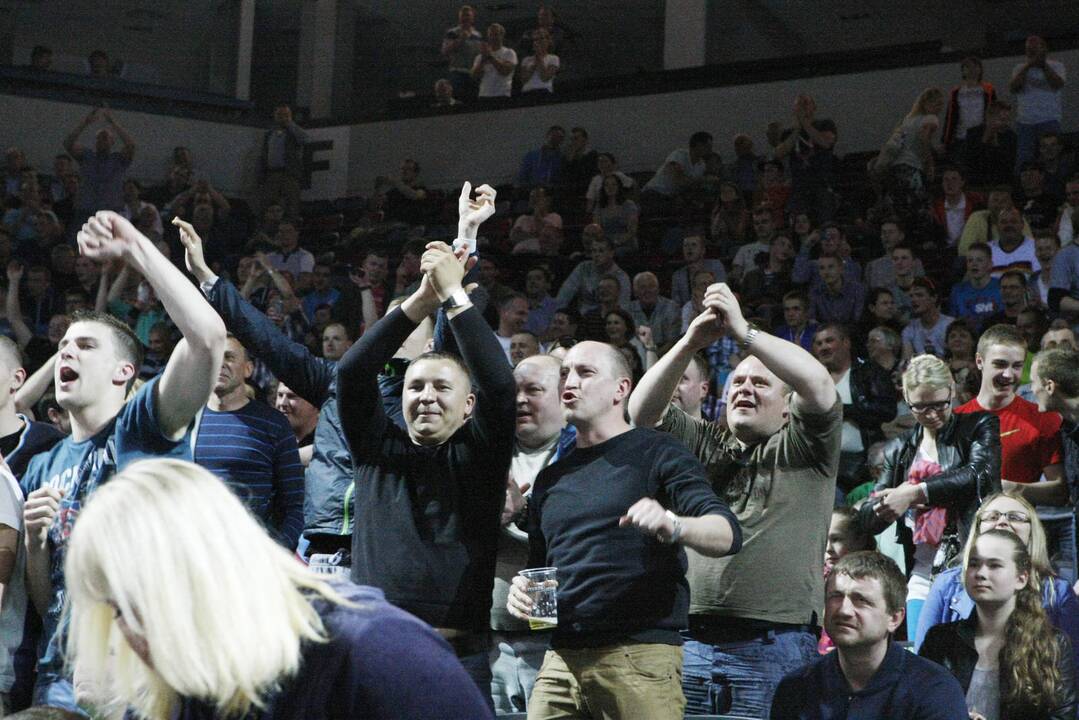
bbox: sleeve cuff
[199,275,220,297]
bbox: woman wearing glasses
[913,493,1079,668]
[919,529,1076,720]
[857,354,1001,637]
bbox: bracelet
[441,288,471,311]
[740,324,760,353]
[664,510,683,544]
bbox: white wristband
[453,236,476,256]
[664,510,684,544]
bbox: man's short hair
[879,216,905,233]
[782,291,807,307]
[323,321,353,341]
[967,242,992,258]
[0,336,23,372]
[597,342,633,385]
[547,124,565,136]
[571,126,588,139]
[598,273,622,291]
[890,241,914,255]
[977,323,1026,357]
[598,152,616,165]
[816,323,850,343]
[498,292,528,311]
[689,131,713,148]
[867,287,893,306]
[1034,348,1079,398]
[69,310,144,386]
[528,265,553,284]
[939,164,965,178]
[999,269,1028,287]
[910,277,937,298]
[689,352,710,383]
[870,325,902,354]
[409,351,472,385]
[830,551,907,615]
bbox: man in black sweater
[507,340,741,719]
[336,185,515,697]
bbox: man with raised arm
[335,184,515,696]
[506,339,741,719]
[20,211,226,712]
[179,215,379,575]
[628,282,841,718]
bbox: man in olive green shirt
[629,282,841,718]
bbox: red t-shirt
[955,396,1063,484]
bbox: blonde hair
[908,87,944,118]
[902,354,955,395]
[64,459,349,719]
[961,493,1053,586]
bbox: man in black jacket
[336,184,515,698]
[813,323,897,495]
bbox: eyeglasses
[907,397,951,414]
[979,510,1031,524]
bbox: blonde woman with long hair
[857,354,1001,637]
[914,493,1079,677]
[884,86,946,224]
[64,459,492,719]
[920,529,1077,719]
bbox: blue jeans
[489,631,549,714]
[1017,119,1061,170]
[32,675,86,717]
[682,629,818,717]
[1040,505,1078,586]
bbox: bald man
[628,271,681,352]
[490,354,574,714]
[509,341,740,719]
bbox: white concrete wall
[5,48,1079,202]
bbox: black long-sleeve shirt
[337,305,516,631]
[528,428,742,649]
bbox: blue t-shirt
[20,376,192,680]
[949,278,1003,329]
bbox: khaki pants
[527,643,685,720]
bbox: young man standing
[902,278,954,360]
[21,211,226,711]
[770,552,966,718]
[508,340,740,719]
[955,324,1065,506]
[949,242,1003,330]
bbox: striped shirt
[195,400,305,549]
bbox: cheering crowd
[2,18,1079,720]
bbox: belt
[437,629,490,657]
[687,616,818,643]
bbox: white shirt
[497,332,513,363]
[990,236,1040,277]
[944,194,967,246]
[475,46,517,97]
[955,86,986,139]
[643,148,704,196]
[520,54,559,93]
[1058,204,1077,246]
[835,369,865,453]
[1012,59,1067,124]
[0,461,26,690]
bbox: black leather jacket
[920,615,1077,720]
[846,359,897,448]
[858,411,1000,562]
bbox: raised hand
[457,181,497,236]
[703,283,748,341]
[77,211,147,263]
[172,217,211,282]
[683,307,726,352]
[636,325,654,349]
[420,241,468,301]
[6,260,24,285]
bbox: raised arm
[628,308,725,427]
[14,352,56,415]
[176,217,336,406]
[5,262,33,349]
[705,282,835,413]
[79,211,226,438]
[102,110,135,163]
[94,263,110,313]
[63,108,98,157]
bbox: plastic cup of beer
[519,567,558,630]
